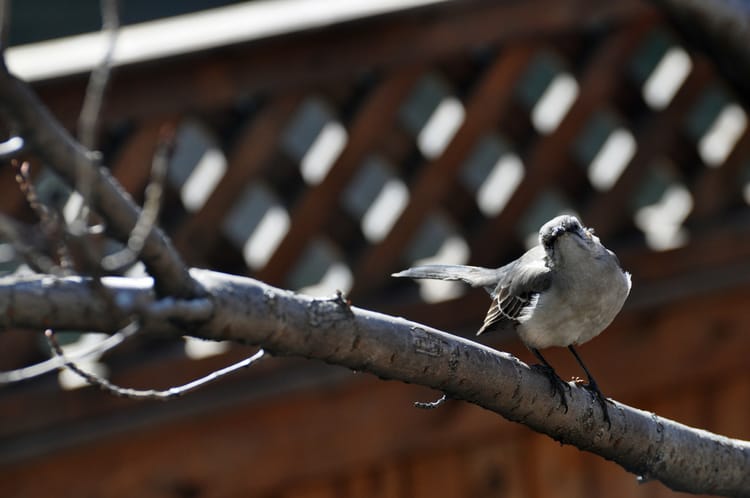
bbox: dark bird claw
[531,363,571,413]
[582,379,612,428]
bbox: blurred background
[1,0,750,496]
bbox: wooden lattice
[3,2,750,496]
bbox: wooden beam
[108,115,180,199]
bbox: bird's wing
[477,246,552,335]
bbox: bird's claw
[582,380,612,428]
[531,363,571,413]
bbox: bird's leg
[529,348,570,413]
[568,345,611,427]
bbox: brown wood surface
[257,67,425,286]
[471,17,657,266]
[3,1,750,497]
[352,45,538,294]
[171,94,303,263]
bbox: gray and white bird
[392,214,631,424]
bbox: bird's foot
[531,363,571,413]
[582,379,612,428]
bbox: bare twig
[73,0,120,228]
[0,2,193,296]
[45,328,265,399]
[0,321,139,384]
[13,161,53,224]
[12,160,73,272]
[0,67,198,297]
[101,126,172,272]
[78,0,119,152]
[0,270,748,496]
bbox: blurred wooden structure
[2,0,750,496]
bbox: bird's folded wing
[477,248,552,335]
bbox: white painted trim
[6,0,451,82]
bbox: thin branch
[74,0,120,227]
[101,125,172,272]
[78,0,119,152]
[13,160,73,272]
[0,320,139,384]
[45,328,266,399]
[0,66,198,298]
[13,161,53,225]
[0,270,748,496]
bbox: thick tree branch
[1,269,748,496]
[0,64,198,298]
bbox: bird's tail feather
[392,264,498,290]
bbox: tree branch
[1,269,748,496]
[0,65,198,298]
[44,327,266,399]
[0,321,139,383]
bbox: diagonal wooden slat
[470,17,658,266]
[584,57,714,238]
[171,94,303,263]
[351,45,538,296]
[109,115,180,199]
[689,127,750,222]
[257,67,425,286]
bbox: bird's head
[539,215,600,262]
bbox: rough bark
[1,269,749,496]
